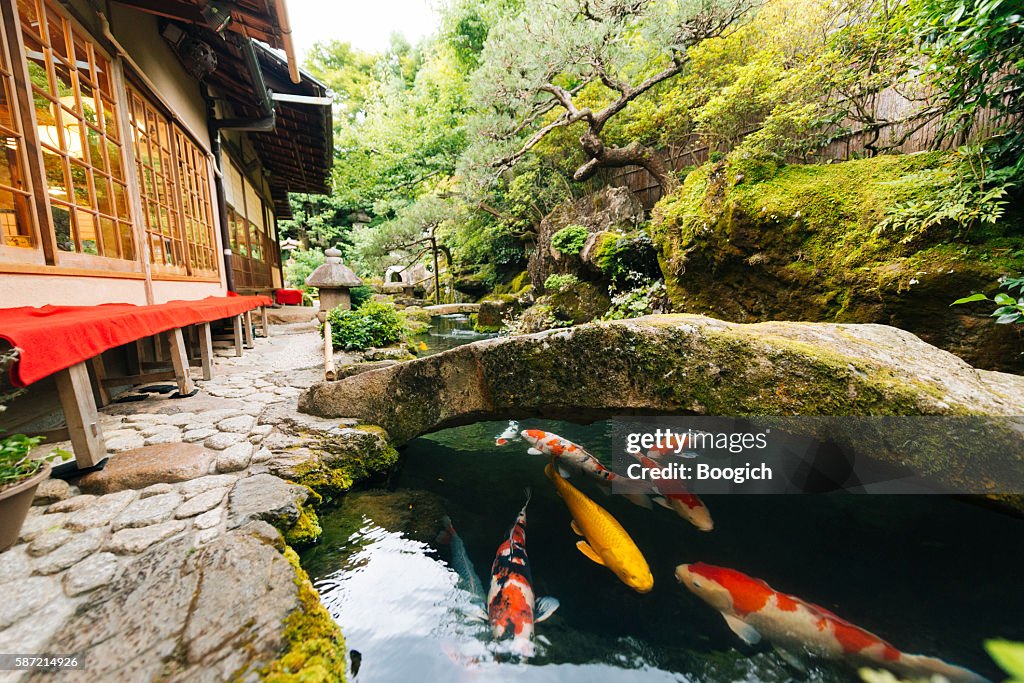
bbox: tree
[468,0,753,191]
[304,41,379,122]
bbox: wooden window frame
[224,152,276,291]
[13,0,136,269]
[124,79,219,283]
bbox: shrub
[543,273,580,293]
[594,231,661,285]
[350,285,374,309]
[325,301,407,351]
[550,225,589,255]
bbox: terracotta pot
[0,463,50,552]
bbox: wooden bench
[0,295,272,472]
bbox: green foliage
[952,276,1024,325]
[284,248,325,289]
[906,0,1024,167]
[602,281,669,320]
[1,433,69,488]
[325,301,408,351]
[875,147,1015,242]
[350,285,374,309]
[543,274,579,293]
[985,639,1024,682]
[550,225,589,255]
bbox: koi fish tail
[523,487,532,507]
[894,653,992,683]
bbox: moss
[261,546,347,683]
[284,504,323,548]
[651,153,1024,371]
[509,270,531,293]
[290,462,354,504]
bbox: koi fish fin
[523,487,532,506]
[897,653,992,683]
[625,493,653,510]
[722,614,761,645]
[773,645,807,673]
[570,520,584,536]
[558,465,572,479]
[534,597,560,622]
[536,635,551,646]
[463,604,488,622]
[576,540,605,566]
[436,516,454,545]
[652,495,673,511]
[527,448,543,456]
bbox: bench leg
[89,354,111,407]
[166,328,195,396]
[198,322,214,380]
[55,362,105,469]
[261,306,270,337]
[233,315,244,357]
[242,310,254,349]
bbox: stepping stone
[63,552,119,597]
[33,529,104,575]
[112,493,182,531]
[215,443,253,473]
[175,488,228,519]
[0,575,58,628]
[105,520,187,555]
[180,475,237,499]
[63,491,137,532]
[77,444,215,494]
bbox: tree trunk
[573,131,677,192]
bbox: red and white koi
[520,429,654,508]
[494,420,521,446]
[634,454,714,531]
[487,489,559,659]
[676,563,990,683]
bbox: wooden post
[260,306,270,337]
[166,328,195,396]
[127,340,143,375]
[54,363,105,469]
[242,310,254,349]
[88,354,112,407]
[232,315,244,356]
[323,318,336,381]
[198,322,214,380]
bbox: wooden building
[0,0,332,306]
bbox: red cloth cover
[0,295,272,387]
[275,289,303,305]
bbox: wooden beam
[99,370,176,386]
[166,328,195,396]
[198,322,214,380]
[242,310,254,349]
[233,315,244,357]
[89,354,112,407]
[54,363,105,469]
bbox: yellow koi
[545,462,654,593]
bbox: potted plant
[0,433,68,552]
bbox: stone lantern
[305,248,362,317]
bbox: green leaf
[993,292,1016,305]
[951,293,989,305]
[995,313,1021,324]
[985,640,1024,680]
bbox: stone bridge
[299,315,1024,499]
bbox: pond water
[412,313,497,355]
[302,317,1023,683]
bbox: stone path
[0,321,353,682]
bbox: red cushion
[275,289,303,305]
[0,295,272,387]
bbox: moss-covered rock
[284,504,323,548]
[650,153,1024,371]
[261,545,347,682]
[299,314,1024,499]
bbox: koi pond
[301,317,1023,682]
